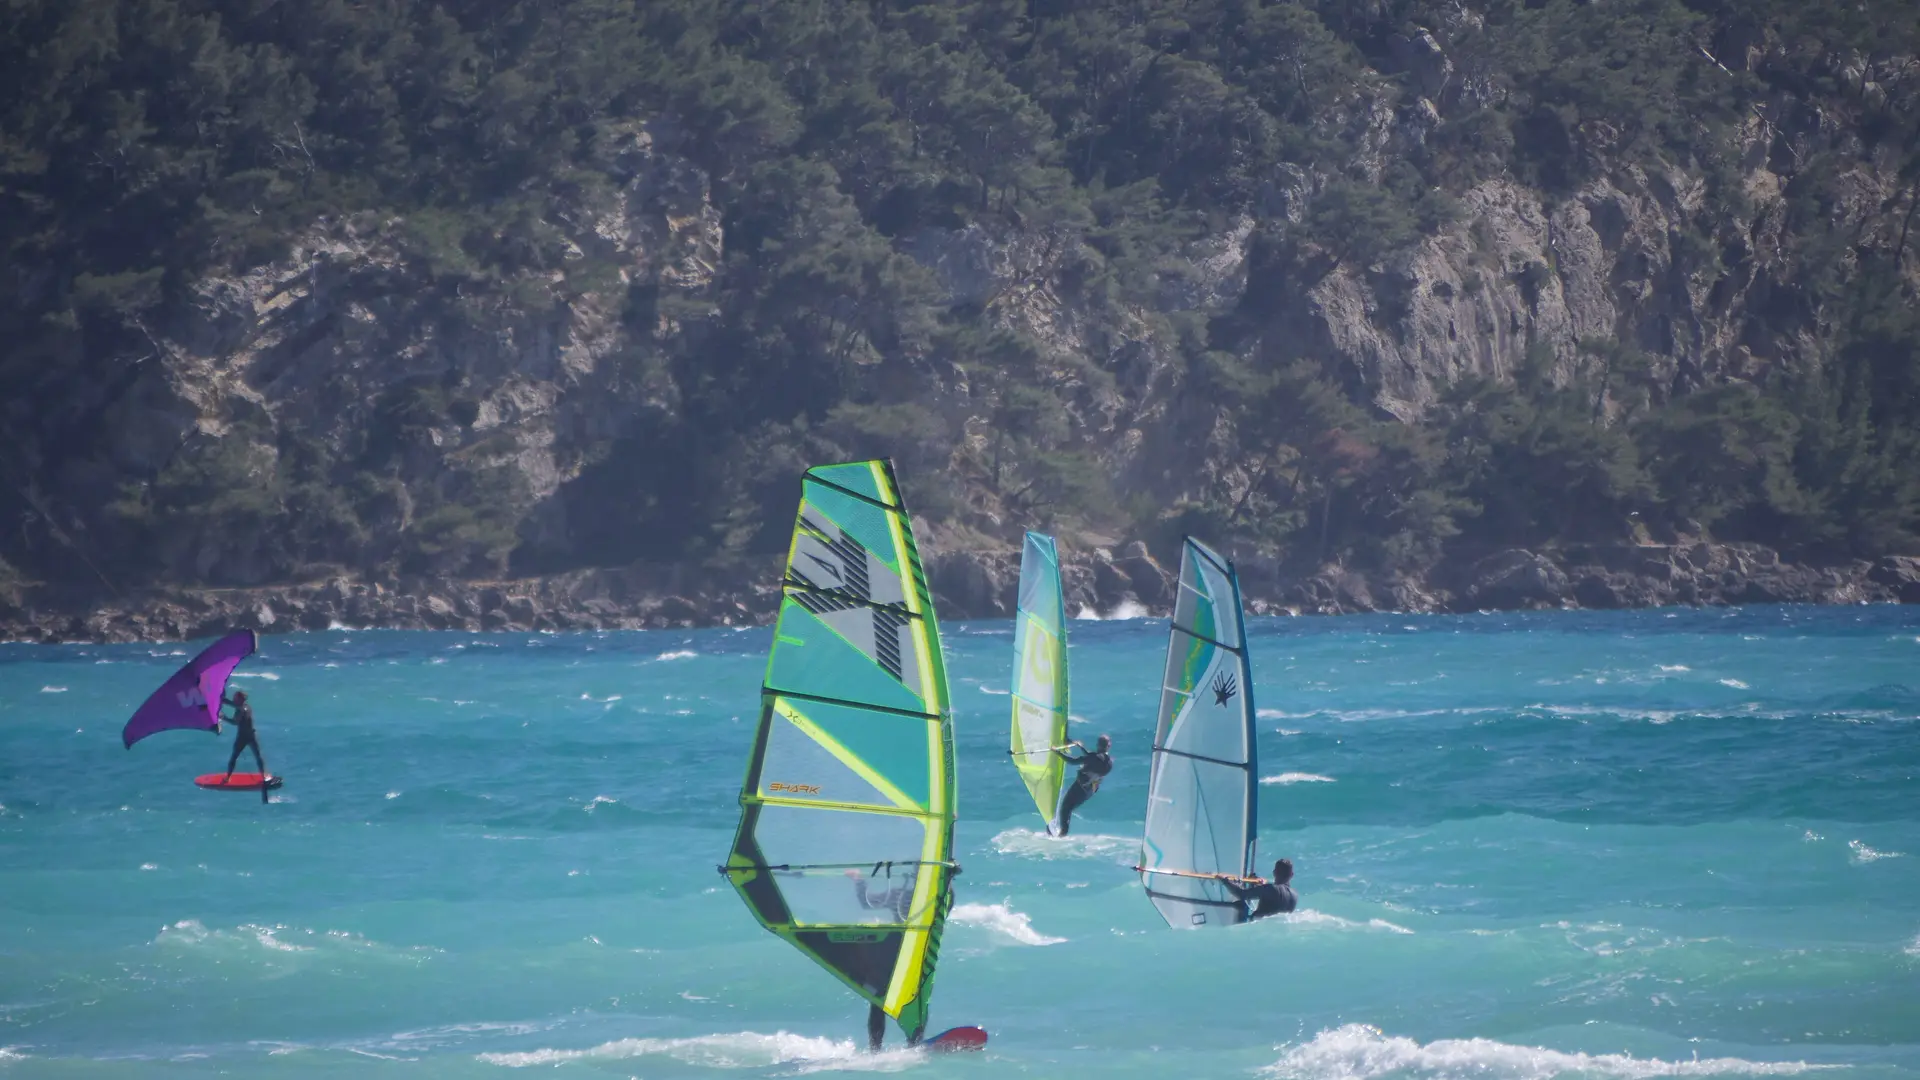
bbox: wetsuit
[1225,879,1297,920]
[222,697,266,776]
[1053,748,1112,836]
[855,878,914,1052]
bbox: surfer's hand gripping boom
[1131,865,1267,886]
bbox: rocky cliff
[3,0,1917,640]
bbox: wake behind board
[922,1026,988,1053]
[194,772,282,792]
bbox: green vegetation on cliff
[2,0,1917,591]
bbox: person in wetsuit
[1051,734,1112,836]
[845,867,914,923]
[1224,858,1298,920]
[219,689,268,780]
[845,869,917,1052]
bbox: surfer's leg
[1056,782,1090,836]
[224,733,245,777]
[867,1003,886,1053]
[247,735,266,774]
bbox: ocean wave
[1904,933,1920,958]
[0,1046,27,1064]
[1263,1024,1829,1080]
[991,827,1135,862]
[38,685,65,693]
[1849,840,1905,863]
[232,671,280,680]
[1283,911,1414,935]
[157,920,312,953]
[1075,599,1150,621]
[655,650,698,661]
[975,684,1011,696]
[1263,772,1337,785]
[1718,678,1750,689]
[478,1031,920,1072]
[950,902,1065,945]
[155,920,437,959]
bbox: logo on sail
[175,687,208,709]
[1210,670,1237,707]
[768,781,822,795]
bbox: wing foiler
[721,460,958,1043]
[1009,531,1069,828]
[1137,537,1258,927]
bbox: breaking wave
[1263,1024,1830,1080]
[950,902,1065,946]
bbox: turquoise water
[3,606,1919,1078]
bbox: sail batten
[1009,532,1070,828]
[1137,537,1258,928]
[724,460,955,1041]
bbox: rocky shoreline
[4,542,1918,644]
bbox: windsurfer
[1223,859,1297,919]
[219,689,268,780]
[845,868,916,1053]
[844,867,914,922]
[1051,734,1112,836]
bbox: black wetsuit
[856,879,916,1052]
[223,698,266,776]
[1053,748,1112,836]
[1226,879,1297,920]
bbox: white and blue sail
[1137,537,1258,927]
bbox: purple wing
[122,630,258,748]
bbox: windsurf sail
[1137,538,1258,928]
[721,460,957,1042]
[122,630,256,748]
[1009,531,1069,827]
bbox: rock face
[5,540,1907,644]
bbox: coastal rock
[1870,556,1920,604]
[1463,549,1570,609]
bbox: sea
[3,605,1918,1078]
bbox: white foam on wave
[39,685,66,693]
[1718,678,1749,689]
[1076,599,1150,620]
[156,919,436,959]
[1263,772,1337,785]
[655,649,698,661]
[1657,664,1691,673]
[1263,1023,1830,1080]
[975,684,1010,696]
[478,1031,920,1072]
[991,827,1135,863]
[1849,840,1904,863]
[583,795,619,813]
[950,901,1066,946]
[1904,933,1920,957]
[0,1046,27,1063]
[1284,911,1414,935]
[159,920,312,953]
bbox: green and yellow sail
[722,460,956,1041]
[1009,531,1069,827]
